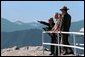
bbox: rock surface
[1,46,78,56]
[1,46,51,56]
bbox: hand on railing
[51,28,60,33]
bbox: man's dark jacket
[61,13,71,31]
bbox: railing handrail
[43,43,84,50]
[43,31,84,35]
[42,31,84,56]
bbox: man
[60,6,74,55]
[48,18,58,56]
[38,18,58,56]
[38,18,54,38]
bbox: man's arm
[60,18,64,31]
[38,21,50,26]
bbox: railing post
[42,31,84,56]
[42,32,44,55]
[73,34,76,56]
[58,33,60,56]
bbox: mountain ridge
[1,18,84,49]
[1,18,84,32]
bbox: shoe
[53,54,58,56]
[49,53,54,55]
[68,52,74,55]
[63,52,74,55]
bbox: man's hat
[60,6,69,11]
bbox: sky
[1,1,84,23]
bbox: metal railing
[42,31,84,56]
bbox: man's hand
[37,20,50,26]
[37,21,41,23]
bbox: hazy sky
[1,1,84,23]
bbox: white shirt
[53,17,60,26]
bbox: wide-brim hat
[60,6,69,11]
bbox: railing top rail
[43,43,84,50]
[42,31,84,35]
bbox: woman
[52,13,62,32]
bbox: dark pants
[61,33,74,54]
[50,33,58,55]
[43,27,58,55]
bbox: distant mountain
[1,18,42,32]
[1,18,84,32]
[1,18,84,49]
[70,20,84,32]
[1,18,19,32]
[14,21,24,25]
[1,29,42,49]
[1,29,51,49]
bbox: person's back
[61,13,71,31]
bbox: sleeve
[60,14,71,31]
[38,21,50,26]
[60,17,65,31]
